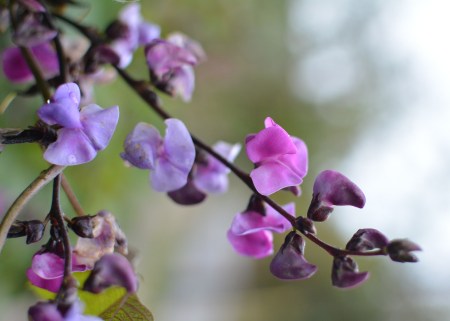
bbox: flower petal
[151,157,191,192]
[227,229,274,259]
[163,118,195,176]
[250,161,304,195]
[43,128,96,165]
[121,122,160,169]
[81,104,119,151]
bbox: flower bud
[167,180,207,205]
[331,256,369,289]
[69,215,98,238]
[307,170,365,222]
[387,239,421,263]
[83,253,138,294]
[346,228,389,252]
[270,232,317,280]
[7,220,44,244]
[295,216,316,235]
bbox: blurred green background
[0,0,448,320]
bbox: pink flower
[227,202,295,259]
[245,117,308,196]
[26,252,88,293]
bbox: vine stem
[61,174,85,216]
[52,13,387,258]
[0,165,65,255]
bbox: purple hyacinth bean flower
[38,82,119,165]
[26,252,88,293]
[83,253,138,294]
[2,42,59,83]
[270,232,317,280]
[346,228,389,252]
[245,117,308,196]
[145,39,198,102]
[307,170,366,222]
[331,256,369,289]
[121,119,196,192]
[227,202,295,259]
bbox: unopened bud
[387,239,421,263]
[295,216,317,235]
[346,228,389,252]
[69,215,98,238]
[7,220,45,244]
[332,256,369,289]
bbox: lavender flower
[307,170,366,222]
[121,119,196,192]
[270,232,317,280]
[245,117,308,196]
[38,82,119,165]
[227,202,295,259]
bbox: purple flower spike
[346,228,389,252]
[307,170,366,222]
[121,119,195,192]
[2,43,59,83]
[38,82,119,166]
[83,253,138,294]
[270,232,317,280]
[227,202,295,259]
[26,252,88,293]
[331,256,369,289]
[245,117,308,196]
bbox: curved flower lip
[331,256,369,289]
[246,117,308,195]
[230,202,295,236]
[226,229,274,259]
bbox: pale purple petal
[270,233,317,280]
[2,43,58,83]
[43,128,97,165]
[121,122,160,169]
[227,229,274,259]
[167,32,206,62]
[245,126,297,164]
[194,166,229,194]
[151,157,191,192]
[65,301,103,321]
[109,40,134,68]
[167,65,195,102]
[80,104,119,150]
[138,22,161,45]
[250,161,304,196]
[230,202,295,235]
[118,3,142,27]
[163,118,195,175]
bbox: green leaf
[100,294,154,321]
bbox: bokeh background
[1,0,449,320]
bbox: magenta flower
[270,232,317,280]
[331,256,369,289]
[145,38,200,102]
[245,117,308,196]
[227,202,295,259]
[109,3,160,68]
[307,170,366,222]
[26,252,88,293]
[2,42,59,83]
[121,119,196,192]
[168,141,241,204]
[37,82,119,165]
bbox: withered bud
[387,239,421,263]
[69,215,99,238]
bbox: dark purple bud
[167,180,207,205]
[28,302,64,321]
[307,170,366,222]
[387,239,421,263]
[245,194,266,216]
[69,215,97,238]
[7,220,44,244]
[295,216,316,235]
[25,220,45,244]
[83,253,138,294]
[84,45,120,73]
[346,228,389,252]
[332,256,369,289]
[270,232,317,280]
[12,13,57,47]
[105,20,130,41]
